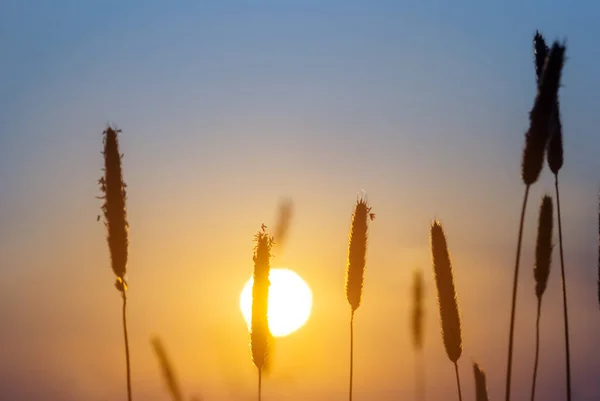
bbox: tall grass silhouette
[534,31,571,401]
[151,337,184,401]
[505,37,566,401]
[530,195,554,401]
[98,126,132,401]
[250,225,273,401]
[598,191,599,307]
[345,196,374,401]
[473,362,490,401]
[411,269,425,401]
[430,221,463,401]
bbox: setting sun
[240,268,312,337]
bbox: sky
[1,1,599,400]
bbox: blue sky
[0,1,599,400]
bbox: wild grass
[345,196,374,401]
[430,221,463,401]
[250,225,273,401]
[530,195,554,401]
[411,269,425,401]
[98,126,132,401]
[505,37,566,401]
[535,31,572,401]
[81,30,600,401]
[473,363,489,401]
[152,337,184,401]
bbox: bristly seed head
[430,221,462,363]
[250,227,273,370]
[100,126,129,291]
[346,196,372,313]
[534,195,554,299]
[522,40,566,185]
[534,31,564,175]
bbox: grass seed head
[100,126,129,290]
[430,221,462,363]
[346,196,373,313]
[250,226,273,370]
[534,195,554,299]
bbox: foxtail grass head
[535,31,564,175]
[534,195,554,299]
[412,268,425,350]
[430,221,462,363]
[250,225,273,370]
[346,195,374,313]
[533,31,548,82]
[151,336,183,401]
[473,362,489,401]
[522,40,566,185]
[99,126,129,292]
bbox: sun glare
[240,268,312,337]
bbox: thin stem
[530,298,542,401]
[258,367,262,401]
[554,174,572,401]
[454,362,463,401]
[122,290,132,401]
[349,310,355,401]
[415,350,425,401]
[505,185,530,401]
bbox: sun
[240,268,312,337]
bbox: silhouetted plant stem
[349,310,354,401]
[122,289,132,401]
[454,362,463,401]
[553,175,572,401]
[530,299,542,401]
[505,185,530,401]
[258,367,262,401]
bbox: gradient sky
[1,1,599,400]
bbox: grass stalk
[99,126,131,401]
[250,226,272,401]
[454,362,463,401]
[345,196,374,401]
[554,176,571,401]
[122,290,132,401]
[530,195,553,401]
[505,185,530,401]
[430,221,463,401]
[530,299,542,401]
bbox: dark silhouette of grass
[530,195,554,401]
[505,37,565,401]
[535,31,572,401]
[345,195,374,401]
[151,337,184,401]
[598,191,600,308]
[250,225,273,401]
[98,126,132,401]
[473,362,490,401]
[430,221,463,401]
[411,269,425,401]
